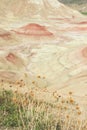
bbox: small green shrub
[81,12,87,15]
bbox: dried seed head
[66,115,69,119]
[69,91,73,95]
[76,106,80,110]
[70,98,74,104]
[37,75,41,78]
[78,111,81,115]
[32,81,35,84]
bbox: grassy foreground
[0,88,87,130]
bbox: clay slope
[12,23,53,36]
[0,0,83,22]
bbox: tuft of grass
[0,90,60,130]
[0,90,19,127]
[0,88,87,130]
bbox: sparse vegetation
[81,12,87,15]
[59,0,87,5]
[59,0,87,13]
[0,87,87,130]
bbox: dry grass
[0,78,87,130]
[0,89,87,130]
